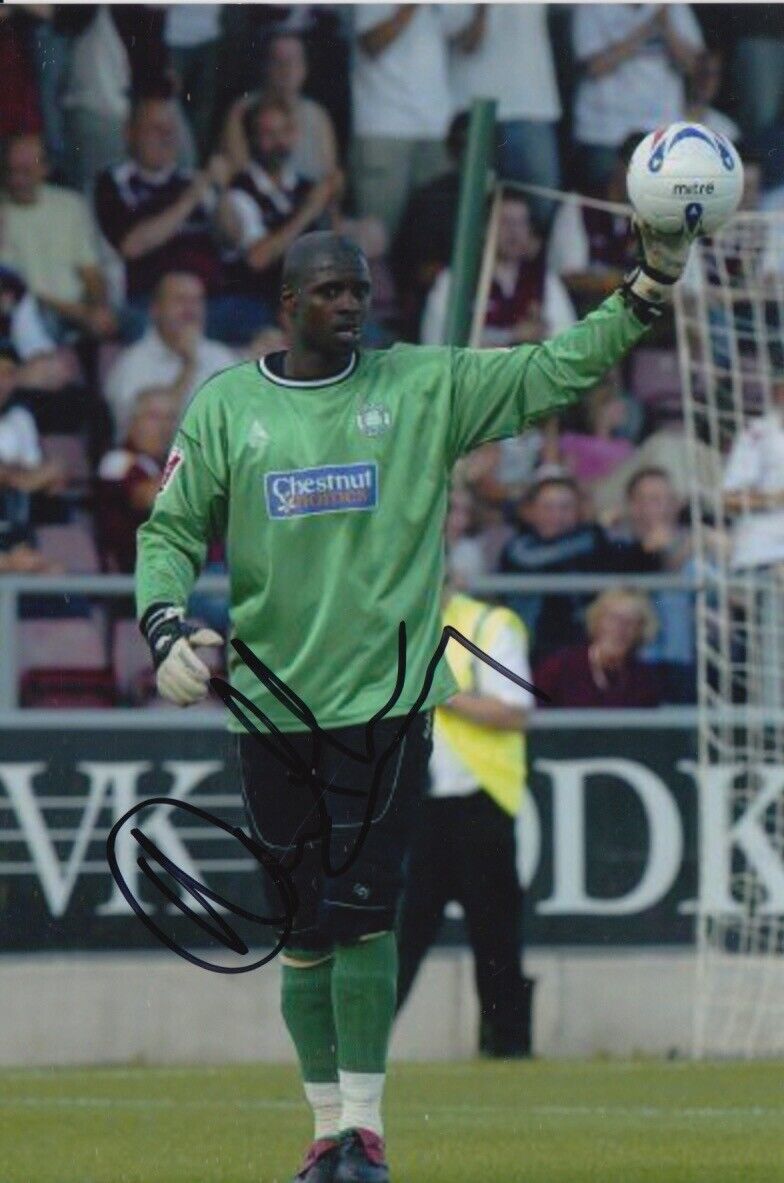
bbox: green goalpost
[442,98,498,347]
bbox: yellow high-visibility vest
[434,593,527,816]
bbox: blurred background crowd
[0,2,780,709]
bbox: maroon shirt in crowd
[95,448,162,572]
[580,206,636,273]
[485,254,547,329]
[533,644,663,709]
[94,163,222,298]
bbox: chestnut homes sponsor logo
[264,462,378,519]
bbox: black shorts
[237,711,433,953]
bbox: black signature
[106,622,547,973]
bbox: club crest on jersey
[158,446,183,493]
[356,403,392,437]
[265,462,379,519]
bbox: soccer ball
[626,122,744,237]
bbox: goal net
[675,210,784,1058]
[465,181,784,1058]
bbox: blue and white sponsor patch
[264,462,379,519]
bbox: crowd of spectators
[0,3,779,708]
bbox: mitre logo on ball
[672,182,714,196]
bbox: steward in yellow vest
[434,590,528,816]
[397,587,536,1057]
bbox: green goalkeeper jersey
[136,292,648,732]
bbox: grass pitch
[1,1059,782,1183]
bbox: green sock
[331,932,398,1073]
[280,957,338,1084]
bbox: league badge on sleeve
[158,445,184,494]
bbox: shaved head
[280,231,372,364]
[282,232,367,292]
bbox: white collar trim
[258,352,358,388]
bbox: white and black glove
[140,604,223,707]
[622,217,694,323]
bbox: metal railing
[0,571,699,713]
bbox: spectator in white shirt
[61,7,131,195]
[449,4,562,230]
[723,380,784,571]
[573,4,703,193]
[351,5,457,238]
[104,271,234,443]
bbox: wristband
[620,268,669,325]
[140,602,191,670]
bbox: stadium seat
[35,524,100,574]
[19,618,115,708]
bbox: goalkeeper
[136,221,691,1183]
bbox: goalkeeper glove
[622,217,694,323]
[140,603,223,707]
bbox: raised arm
[95,164,224,263]
[122,178,211,261]
[447,223,692,462]
[357,5,416,58]
[240,174,343,273]
[578,7,663,80]
[660,5,703,77]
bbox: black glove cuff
[640,262,677,287]
[139,602,190,670]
